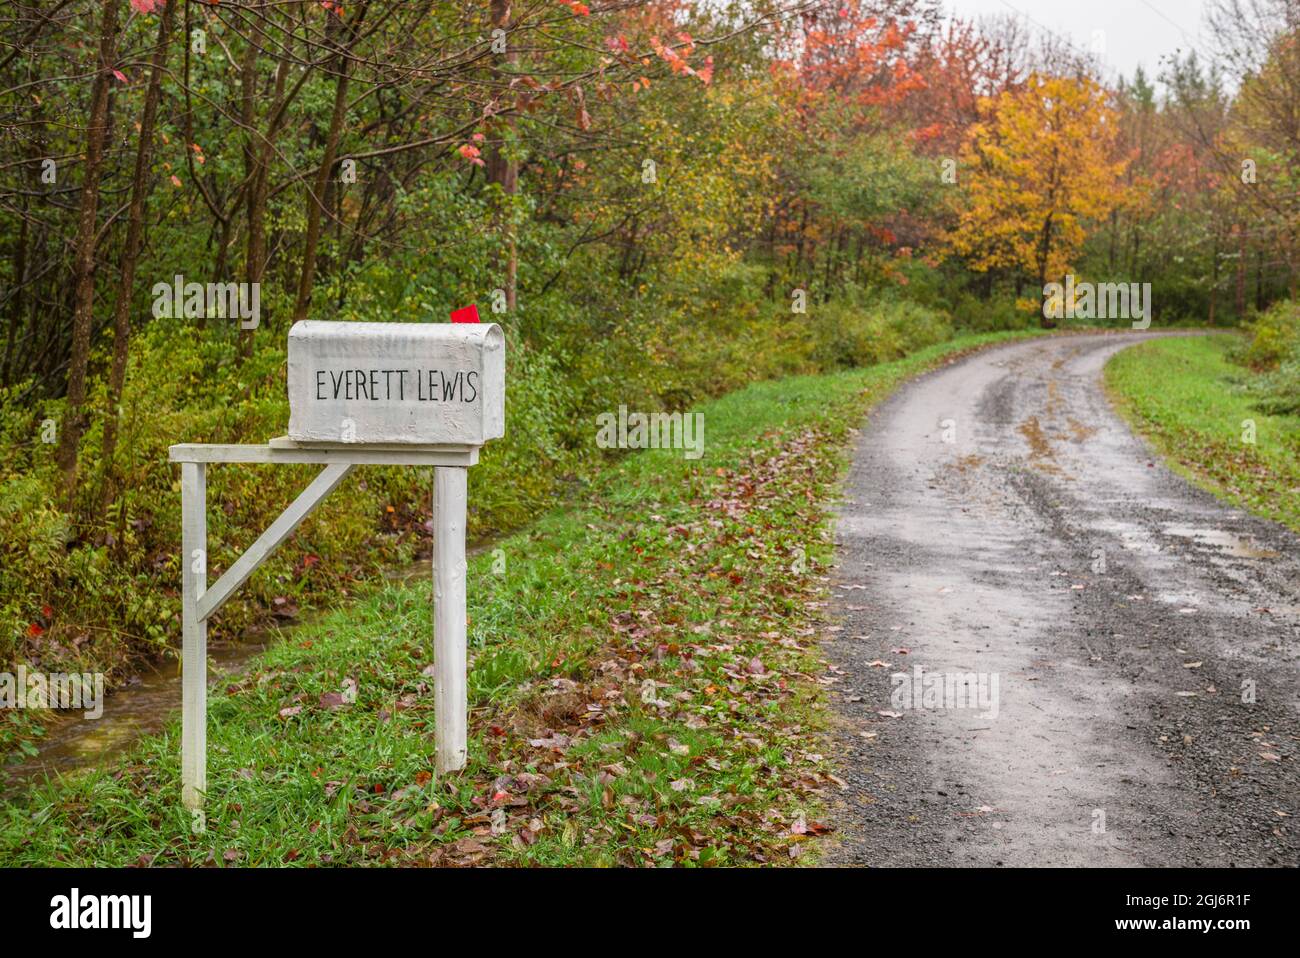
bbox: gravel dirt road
[824,332,1299,866]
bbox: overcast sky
[942,0,1217,86]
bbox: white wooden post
[181,461,207,812]
[433,466,468,774]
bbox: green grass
[1106,334,1300,532]
[0,329,1041,867]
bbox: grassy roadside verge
[0,329,1041,867]
[1105,334,1300,532]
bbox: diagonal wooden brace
[196,462,353,623]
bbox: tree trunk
[293,6,365,322]
[486,0,519,314]
[1036,213,1056,329]
[1235,225,1246,320]
[99,0,176,517]
[1208,229,1219,326]
[3,200,27,389]
[55,0,119,512]
[243,54,288,349]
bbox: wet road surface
[824,332,1299,866]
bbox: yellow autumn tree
[949,74,1130,326]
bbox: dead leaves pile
[447,426,843,865]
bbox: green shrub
[810,297,952,369]
[1237,299,1300,415]
[1241,299,1299,369]
[949,292,1033,333]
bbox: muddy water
[1,631,271,794]
[2,542,496,795]
[1162,524,1281,559]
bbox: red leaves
[457,143,485,167]
[640,33,714,85]
[792,5,920,109]
[557,0,589,15]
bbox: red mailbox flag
[450,305,480,324]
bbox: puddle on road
[1163,525,1280,560]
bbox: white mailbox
[287,320,505,446]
